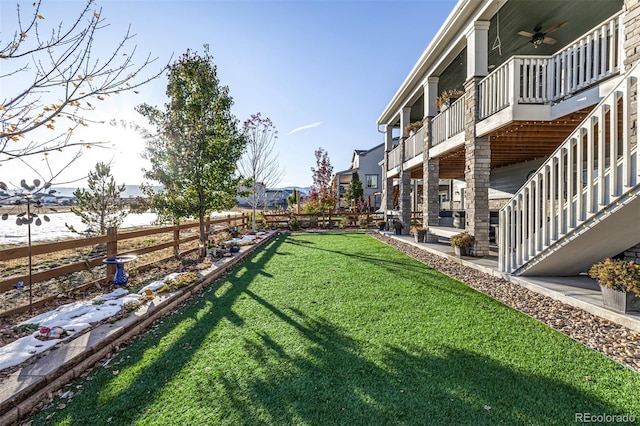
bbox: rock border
[371,233,640,373]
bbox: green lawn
[32,233,640,425]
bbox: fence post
[173,222,180,258]
[106,227,117,280]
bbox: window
[366,174,378,189]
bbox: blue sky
[1,0,456,188]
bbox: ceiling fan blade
[518,31,534,37]
[543,36,557,45]
[511,39,534,53]
[543,20,568,35]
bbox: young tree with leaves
[238,113,283,230]
[0,0,165,160]
[67,162,128,234]
[136,47,246,257]
[308,147,336,212]
[344,171,364,211]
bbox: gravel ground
[371,233,640,373]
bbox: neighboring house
[236,182,267,210]
[236,187,307,210]
[334,143,384,210]
[377,0,639,277]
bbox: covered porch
[378,0,625,256]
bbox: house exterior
[334,143,384,210]
[377,0,639,276]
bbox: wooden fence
[0,214,248,317]
[261,211,423,228]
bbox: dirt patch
[0,250,209,349]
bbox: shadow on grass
[31,235,287,425]
[283,232,475,301]
[219,302,626,425]
[284,233,429,276]
[31,233,632,425]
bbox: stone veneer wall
[624,0,640,70]
[625,0,639,144]
[624,244,640,262]
[623,0,640,262]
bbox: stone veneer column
[398,107,412,234]
[421,116,440,227]
[463,76,490,256]
[399,159,411,234]
[383,127,395,220]
[624,0,640,70]
[383,153,394,215]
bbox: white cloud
[285,121,323,135]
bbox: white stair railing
[499,64,639,274]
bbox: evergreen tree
[67,162,128,234]
[344,171,364,210]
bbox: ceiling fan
[517,20,568,48]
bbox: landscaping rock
[372,233,640,372]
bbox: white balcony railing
[387,145,401,171]
[499,63,639,274]
[479,12,622,120]
[432,95,465,146]
[387,127,425,171]
[404,126,424,161]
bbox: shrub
[164,271,199,290]
[589,258,640,295]
[450,232,475,248]
[410,226,428,236]
[289,217,300,231]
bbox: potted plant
[410,226,428,243]
[435,89,464,112]
[450,231,475,257]
[589,258,640,313]
[403,120,423,136]
[392,221,404,235]
[376,219,386,231]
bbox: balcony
[387,126,424,175]
[478,12,622,122]
[431,95,465,147]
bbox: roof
[377,0,492,126]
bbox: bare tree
[238,113,283,230]
[0,0,166,160]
